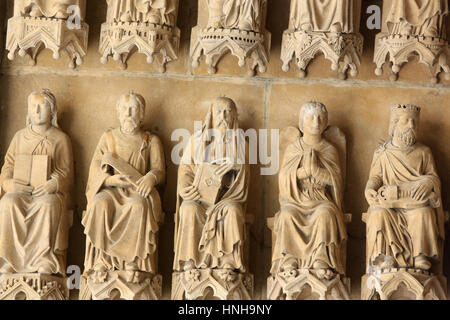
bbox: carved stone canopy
[281,0,364,79]
[6,0,89,69]
[99,0,181,71]
[373,0,450,83]
[190,0,271,76]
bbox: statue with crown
[361,104,447,300]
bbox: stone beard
[290,0,355,32]
[365,109,445,271]
[106,0,176,25]
[207,0,262,31]
[386,0,449,37]
[0,126,74,274]
[82,127,165,274]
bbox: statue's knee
[0,193,21,207]
[91,193,113,210]
[314,207,334,224]
[38,194,60,207]
[180,201,202,219]
[279,208,298,223]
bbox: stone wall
[0,0,449,300]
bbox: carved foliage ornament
[6,0,89,68]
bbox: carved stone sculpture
[172,97,253,300]
[281,0,363,79]
[362,104,447,300]
[6,0,89,68]
[99,0,180,71]
[0,90,74,300]
[79,92,166,300]
[190,0,271,76]
[267,102,351,300]
[374,0,450,82]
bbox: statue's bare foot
[400,25,413,36]
[146,13,161,25]
[125,262,138,272]
[29,5,43,17]
[372,254,395,270]
[223,263,235,271]
[120,12,132,23]
[281,258,298,273]
[324,269,335,280]
[414,255,431,271]
[37,265,52,274]
[183,260,195,271]
[93,263,107,273]
[330,23,342,33]
[300,23,313,31]
[312,260,330,279]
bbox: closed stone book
[13,154,50,188]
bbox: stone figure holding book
[82,92,166,277]
[364,104,445,272]
[106,0,177,26]
[173,97,250,273]
[0,89,74,275]
[206,0,262,31]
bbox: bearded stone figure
[0,90,74,300]
[17,0,86,19]
[207,0,262,31]
[106,0,176,26]
[290,0,355,32]
[365,105,445,273]
[386,0,449,37]
[81,92,165,300]
[173,97,250,275]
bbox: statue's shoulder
[414,142,432,155]
[374,140,390,154]
[49,126,70,139]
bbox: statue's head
[117,91,146,134]
[299,101,328,136]
[389,104,420,147]
[26,89,58,128]
[211,97,238,132]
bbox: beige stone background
[0,0,449,300]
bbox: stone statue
[80,92,166,300]
[0,89,74,300]
[106,0,176,26]
[18,0,85,19]
[172,97,253,300]
[290,0,355,32]
[386,0,448,37]
[207,0,261,31]
[362,104,447,300]
[267,102,350,300]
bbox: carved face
[28,93,52,126]
[212,99,236,131]
[117,96,143,134]
[392,113,419,147]
[301,109,327,136]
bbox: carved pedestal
[374,33,450,83]
[99,22,180,71]
[79,271,162,300]
[0,273,69,300]
[171,269,253,300]
[6,16,89,68]
[362,268,447,300]
[190,26,271,76]
[267,269,350,300]
[281,30,363,79]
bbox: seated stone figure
[0,89,74,277]
[82,92,165,284]
[386,0,448,37]
[290,0,355,33]
[207,0,262,31]
[271,102,347,282]
[365,104,445,273]
[106,0,176,26]
[174,97,250,273]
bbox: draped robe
[106,0,176,25]
[173,133,250,272]
[271,138,347,275]
[82,128,165,274]
[207,0,261,31]
[290,0,354,32]
[366,141,444,269]
[0,126,74,275]
[386,0,448,35]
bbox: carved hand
[303,149,312,177]
[136,174,157,198]
[180,185,201,201]
[2,179,33,195]
[104,174,132,188]
[310,149,320,177]
[410,179,434,201]
[33,179,58,197]
[214,163,235,178]
[365,188,379,205]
